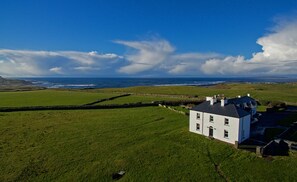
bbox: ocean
[20,77,297,89]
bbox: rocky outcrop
[0,76,41,91]
[0,76,32,86]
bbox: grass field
[98,95,196,105]
[1,83,297,181]
[1,107,297,181]
[0,90,119,107]
[99,83,297,104]
[1,83,297,107]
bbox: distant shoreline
[1,77,297,91]
[20,77,297,89]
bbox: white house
[189,94,257,144]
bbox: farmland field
[0,90,119,107]
[99,83,297,104]
[97,95,197,105]
[1,107,297,181]
[1,83,297,181]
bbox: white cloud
[49,67,63,74]
[73,66,101,71]
[115,39,221,75]
[114,39,175,74]
[201,19,297,75]
[0,49,122,76]
[167,53,222,74]
[1,18,297,77]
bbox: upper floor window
[196,113,200,120]
[224,118,229,125]
[210,115,214,122]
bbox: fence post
[256,146,262,157]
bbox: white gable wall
[238,115,251,143]
[189,110,249,144]
[189,110,203,135]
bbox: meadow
[1,107,297,181]
[1,83,297,181]
[99,83,297,104]
[0,90,119,107]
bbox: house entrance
[209,126,213,137]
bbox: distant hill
[0,76,40,91]
[0,76,32,86]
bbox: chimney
[221,98,228,107]
[247,93,250,97]
[206,96,212,101]
[213,95,217,103]
[210,96,218,105]
[210,98,214,105]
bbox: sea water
[21,77,297,89]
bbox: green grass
[2,83,297,107]
[99,83,297,104]
[1,83,297,180]
[257,105,268,112]
[170,106,190,114]
[0,90,118,107]
[98,95,195,105]
[1,107,297,181]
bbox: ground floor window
[196,123,200,130]
[224,130,229,138]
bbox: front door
[209,127,213,137]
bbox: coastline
[20,77,297,89]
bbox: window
[196,113,200,119]
[224,118,229,125]
[224,130,229,138]
[196,123,200,130]
[209,115,213,122]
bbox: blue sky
[0,0,297,77]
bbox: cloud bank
[114,39,221,75]
[0,49,122,76]
[1,18,297,77]
[201,19,297,75]
[114,39,175,74]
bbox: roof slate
[228,96,256,105]
[191,101,250,118]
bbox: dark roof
[191,101,250,118]
[228,96,256,105]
